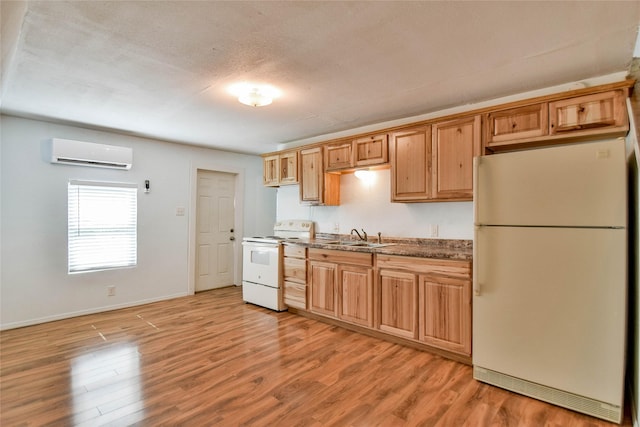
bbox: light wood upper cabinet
[418,274,471,356]
[485,103,548,148]
[390,126,432,202]
[432,115,481,200]
[262,151,298,186]
[299,147,340,206]
[324,141,353,171]
[549,90,627,135]
[262,154,279,186]
[354,133,388,167]
[377,269,418,339]
[279,151,298,185]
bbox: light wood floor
[0,286,632,426]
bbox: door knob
[230,236,235,241]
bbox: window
[68,180,137,273]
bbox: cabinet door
[377,270,418,339]
[325,141,353,171]
[418,274,471,355]
[485,103,548,147]
[299,147,323,203]
[338,265,373,327]
[309,260,338,318]
[432,115,480,200]
[354,134,388,166]
[279,151,298,185]
[262,154,279,186]
[549,90,627,134]
[299,147,340,206]
[390,126,432,202]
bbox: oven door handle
[242,242,279,250]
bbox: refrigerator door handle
[473,157,480,224]
[473,225,480,296]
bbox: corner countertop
[283,234,473,261]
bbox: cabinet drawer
[354,133,388,166]
[284,281,306,309]
[284,244,306,258]
[376,255,471,279]
[485,103,548,146]
[309,248,373,266]
[324,141,353,171]
[283,257,306,283]
[549,90,626,134]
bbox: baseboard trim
[0,292,189,330]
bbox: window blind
[68,180,137,273]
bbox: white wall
[276,169,473,239]
[0,115,276,329]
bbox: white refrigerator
[473,139,627,424]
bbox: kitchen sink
[322,241,395,248]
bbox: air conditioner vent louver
[50,138,132,170]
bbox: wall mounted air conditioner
[50,138,132,170]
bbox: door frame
[188,161,245,295]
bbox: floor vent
[473,366,622,424]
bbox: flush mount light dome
[228,83,281,107]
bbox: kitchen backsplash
[276,169,473,240]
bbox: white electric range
[241,220,314,311]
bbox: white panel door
[196,170,235,291]
[475,139,626,227]
[473,225,626,405]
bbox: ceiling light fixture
[229,83,281,107]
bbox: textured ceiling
[1,1,639,154]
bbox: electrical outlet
[428,224,439,238]
[333,223,340,233]
[107,286,116,296]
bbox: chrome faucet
[350,228,367,241]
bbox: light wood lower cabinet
[338,265,373,327]
[283,244,307,309]
[418,274,471,355]
[377,270,418,339]
[308,260,338,317]
[377,254,472,357]
[305,250,472,359]
[308,249,374,326]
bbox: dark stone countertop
[283,234,473,261]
